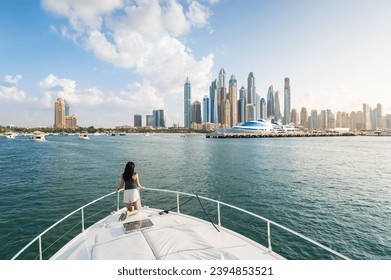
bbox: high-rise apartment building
[239,86,246,123]
[310,110,318,130]
[267,86,274,118]
[184,76,191,128]
[247,72,256,105]
[146,115,153,127]
[363,103,371,130]
[191,101,202,124]
[284,78,291,124]
[246,104,255,122]
[217,69,226,124]
[209,80,218,124]
[134,114,142,127]
[260,98,267,120]
[300,107,308,128]
[153,109,165,128]
[203,95,210,123]
[229,74,238,126]
[274,90,281,120]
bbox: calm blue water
[1,134,390,260]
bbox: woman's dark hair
[122,161,135,180]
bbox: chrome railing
[12,188,350,260]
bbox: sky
[1,0,391,128]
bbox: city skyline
[1,0,391,128]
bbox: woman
[116,161,144,219]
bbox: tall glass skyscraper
[209,80,218,124]
[153,109,165,128]
[247,72,256,105]
[134,114,142,127]
[239,86,246,123]
[229,74,238,126]
[274,90,281,120]
[267,85,274,118]
[203,95,210,123]
[217,68,226,124]
[184,76,191,128]
[191,101,202,124]
[260,98,266,120]
[284,77,291,124]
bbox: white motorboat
[11,188,349,260]
[79,133,90,140]
[4,131,17,139]
[30,131,45,142]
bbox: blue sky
[1,0,391,128]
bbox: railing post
[217,202,221,226]
[267,221,272,252]
[117,191,119,211]
[39,236,42,260]
[81,208,85,232]
[176,193,180,214]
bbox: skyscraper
[203,95,210,123]
[363,103,371,130]
[229,74,238,127]
[192,101,202,124]
[54,97,65,129]
[310,110,318,130]
[239,86,246,123]
[284,77,291,124]
[184,76,191,128]
[260,98,267,120]
[247,72,256,105]
[217,68,226,124]
[153,109,165,128]
[146,115,153,127]
[267,86,274,118]
[209,80,218,124]
[274,90,281,120]
[300,107,308,128]
[64,99,70,116]
[134,114,142,127]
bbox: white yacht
[79,133,90,140]
[4,131,17,139]
[12,188,349,260]
[30,131,45,142]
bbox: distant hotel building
[54,97,77,129]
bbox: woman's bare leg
[126,199,141,217]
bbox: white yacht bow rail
[12,188,350,260]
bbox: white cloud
[186,1,211,27]
[42,0,215,126]
[0,75,27,102]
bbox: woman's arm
[135,174,144,189]
[116,177,125,192]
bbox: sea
[0,133,390,260]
